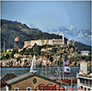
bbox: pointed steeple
[30,55,37,73]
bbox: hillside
[1,19,67,50]
[1,19,91,52]
[75,42,91,52]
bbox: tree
[49,56,53,62]
[6,54,10,59]
[74,61,77,66]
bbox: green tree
[49,56,53,62]
[74,61,77,66]
[6,54,10,59]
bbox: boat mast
[45,39,48,77]
[56,51,58,80]
[63,56,65,80]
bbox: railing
[82,83,91,87]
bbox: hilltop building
[14,37,20,49]
[23,38,63,48]
[23,31,75,48]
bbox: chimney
[80,60,87,74]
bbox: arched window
[88,88,90,91]
[14,87,19,91]
[80,86,83,89]
[84,87,86,91]
[26,87,32,91]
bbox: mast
[56,53,58,80]
[45,39,48,77]
[63,57,65,80]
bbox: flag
[63,59,70,66]
[64,66,70,74]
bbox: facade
[81,51,90,56]
[77,60,92,91]
[23,39,63,48]
[6,73,60,91]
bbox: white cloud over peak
[47,25,91,46]
[77,31,83,38]
[69,24,76,30]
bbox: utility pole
[45,39,48,77]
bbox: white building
[81,51,90,56]
[77,60,92,91]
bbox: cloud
[47,25,91,45]
[69,24,76,30]
[77,31,83,38]
[30,23,39,29]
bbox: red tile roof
[62,78,77,85]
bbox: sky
[1,1,91,46]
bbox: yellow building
[6,72,60,90]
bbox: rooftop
[78,73,92,78]
[62,78,77,85]
[6,72,60,85]
[0,73,17,84]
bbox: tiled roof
[6,72,33,85]
[62,78,77,85]
[1,73,17,84]
[6,72,60,85]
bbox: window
[80,86,83,89]
[14,87,19,91]
[88,88,90,91]
[84,87,86,91]
[26,87,31,91]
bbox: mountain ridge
[1,19,67,50]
